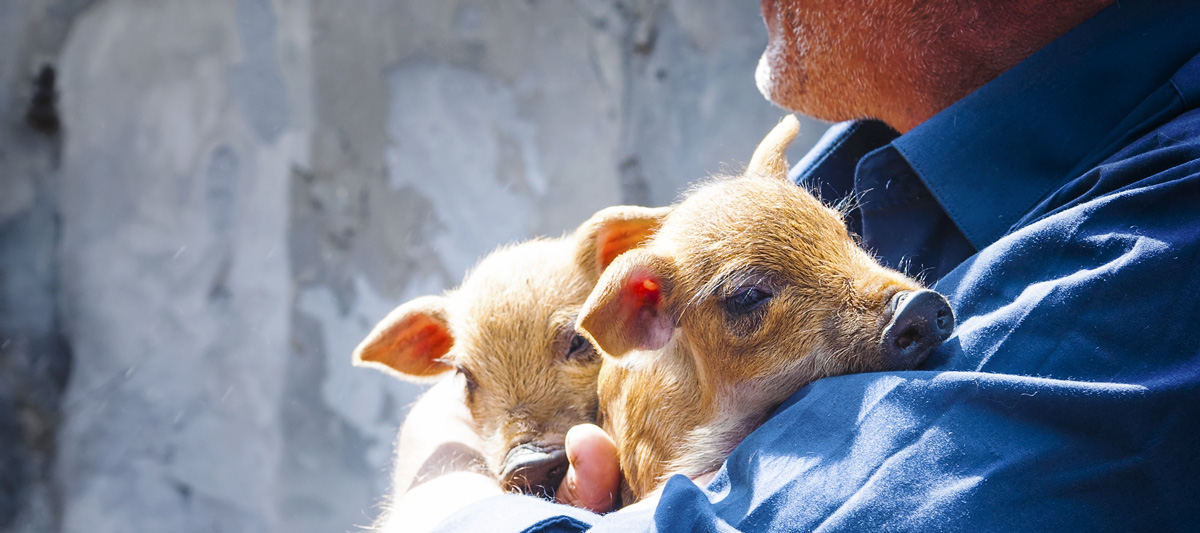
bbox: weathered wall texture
[0,1,827,531]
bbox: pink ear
[575,205,672,278]
[577,250,676,357]
[353,295,455,380]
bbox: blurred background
[0,1,827,531]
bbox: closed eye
[725,286,773,316]
[566,333,593,361]
[456,366,479,397]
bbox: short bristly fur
[354,205,669,514]
[579,116,940,502]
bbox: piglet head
[579,117,955,500]
[354,205,668,498]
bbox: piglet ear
[574,205,673,280]
[353,295,456,381]
[577,249,676,358]
[747,114,800,181]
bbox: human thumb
[555,424,620,513]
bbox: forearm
[375,472,502,533]
[389,426,489,494]
[372,379,502,531]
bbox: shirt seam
[1170,76,1194,110]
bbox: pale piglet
[354,205,668,503]
[578,116,955,502]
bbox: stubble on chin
[755,1,890,125]
[755,13,851,123]
[756,44,841,123]
[755,41,806,115]
[754,51,780,106]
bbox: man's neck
[881,0,1115,132]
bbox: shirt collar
[890,0,1200,250]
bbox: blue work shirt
[437,1,1200,530]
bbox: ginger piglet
[578,115,955,502]
[353,204,668,510]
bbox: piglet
[354,205,668,501]
[578,115,954,502]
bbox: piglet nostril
[936,306,952,332]
[893,327,920,350]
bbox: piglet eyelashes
[566,333,593,360]
[724,286,773,315]
[455,366,480,396]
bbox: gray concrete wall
[0,1,827,531]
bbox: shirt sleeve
[430,494,600,532]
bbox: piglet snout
[882,289,954,368]
[500,443,568,499]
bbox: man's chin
[756,52,859,124]
[755,53,794,110]
[755,53,810,116]
[754,53,775,101]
